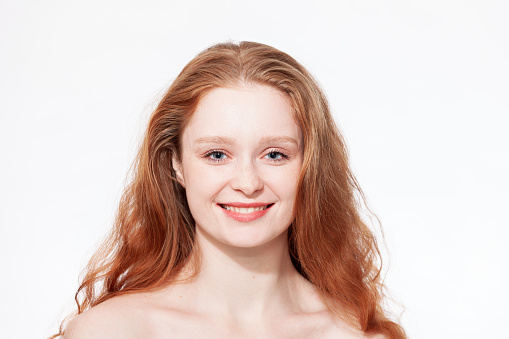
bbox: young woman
[54,41,405,338]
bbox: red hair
[52,41,405,338]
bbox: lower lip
[219,204,272,223]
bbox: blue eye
[267,152,282,159]
[265,150,289,162]
[205,150,227,162]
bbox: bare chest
[142,311,338,339]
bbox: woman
[53,41,405,338]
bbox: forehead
[183,84,302,146]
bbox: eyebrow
[259,136,299,146]
[194,136,235,145]
[193,135,300,147]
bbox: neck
[181,228,303,323]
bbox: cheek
[263,165,301,201]
[182,162,229,201]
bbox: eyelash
[264,149,290,162]
[204,150,227,163]
[203,149,290,163]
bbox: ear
[171,153,186,188]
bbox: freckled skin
[173,84,303,249]
[64,85,373,339]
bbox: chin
[199,224,289,250]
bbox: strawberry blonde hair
[52,41,405,338]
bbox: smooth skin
[65,85,378,338]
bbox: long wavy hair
[52,41,405,338]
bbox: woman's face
[173,84,303,249]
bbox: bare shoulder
[318,317,387,339]
[64,294,153,339]
[291,279,385,339]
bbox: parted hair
[52,41,405,339]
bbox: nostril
[230,162,264,194]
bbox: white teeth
[222,205,269,214]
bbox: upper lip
[219,202,274,208]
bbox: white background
[1,1,508,338]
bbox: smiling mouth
[219,203,274,214]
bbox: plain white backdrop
[1,0,507,338]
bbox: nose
[231,160,263,196]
